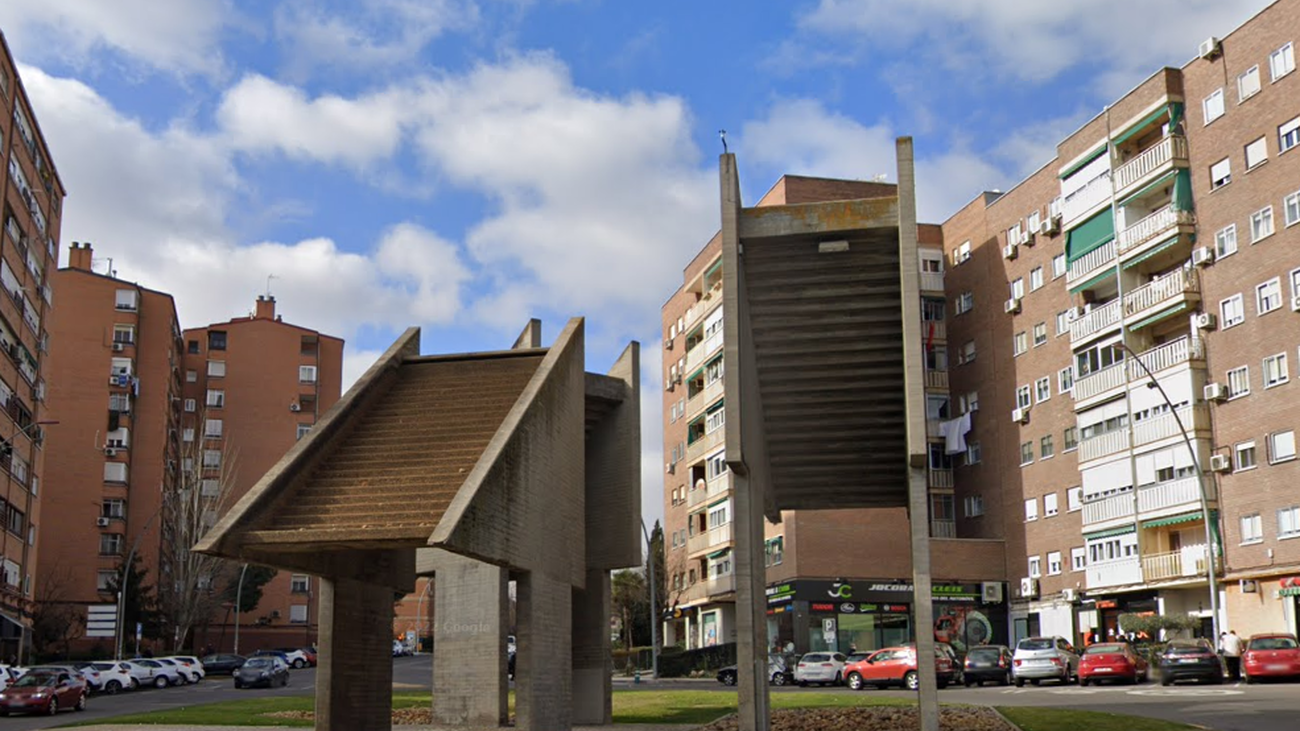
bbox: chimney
[255,295,276,320]
[68,241,94,271]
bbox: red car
[1243,633,1300,683]
[1079,642,1148,685]
[0,671,88,716]
[843,644,954,691]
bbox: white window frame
[1215,224,1238,258]
[1258,277,1283,315]
[1279,506,1300,539]
[1044,493,1059,517]
[1235,440,1258,471]
[1251,206,1275,242]
[1016,385,1031,409]
[1035,377,1050,403]
[1245,137,1269,169]
[1059,366,1074,394]
[1052,253,1066,279]
[1268,430,1296,464]
[300,365,318,383]
[1013,332,1028,356]
[1227,365,1250,399]
[183,398,196,413]
[1047,551,1062,576]
[1033,322,1047,347]
[1264,352,1289,388]
[1240,513,1263,545]
[207,360,226,378]
[1067,487,1083,512]
[1210,158,1231,189]
[1286,191,1300,228]
[1020,442,1034,467]
[1070,547,1086,572]
[955,241,971,265]
[963,495,984,518]
[205,389,225,408]
[1030,266,1043,292]
[1203,88,1225,125]
[1238,65,1262,102]
[1281,116,1300,154]
[1271,42,1296,81]
[1028,555,1042,579]
[1011,278,1025,300]
[1221,294,1245,328]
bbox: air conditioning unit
[1011,407,1029,424]
[1209,454,1232,472]
[1291,295,1300,312]
[1192,246,1215,267]
[1021,230,1033,246]
[1041,218,1060,236]
[270,609,281,619]
[981,582,1004,603]
[1004,298,1022,314]
[1194,312,1217,330]
[104,447,117,457]
[1003,243,1018,260]
[1198,36,1222,60]
[1019,577,1039,599]
[1204,383,1228,402]
[289,402,301,412]
[665,338,673,350]
[1065,306,1083,322]
[112,342,125,352]
[665,462,675,474]
[1061,588,1077,602]
[95,517,110,528]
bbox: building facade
[0,32,65,661]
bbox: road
[0,656,1292,730]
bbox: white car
[87,662,135,694]
[1012,636,1080,686]
[0,665,19,690]
[164,656,206,682]
[124,659,184,688]
[793,652,848,686]
[271,649,311,669]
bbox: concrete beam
[584,341,641,571]
[738,197,898,240]
[235,548,415,594]
[513,319,542,349]
[316,577,397,731]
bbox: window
[1056,311,1070,336]
[1264,353,1289,388]
[1251,206,1275,242]
[960,340,976,364]
[925,346,948,371]
[186,370,197,383]
[1047,551,1062,576]
[955,240,972,264]
[1033,322,1047,347]
[706,450,728,480]
[112,325,134,344]
[187,339,200,354]
[956,291,974,315]
[765,537,784,566]
[1221,294,1245,328]
[101,499,125,519]
[1269,430,1297,463]
[100,533,124,555]
[114,289,138,311]
[200,479,220,497]
[1210,158,1231,189]
[300,365,318,383]
[184,398,196,413]
[97,570,116,592]
[1280,506,1300,539]
[296,424,312,440]
[1028,211,1041,234]
[959,391,979,414]
[1258,278,1283,314]
[1286,192,1300,227]
[1240,514,1263,544]
[289,605,308,624]
[1027,555,1042,578]
[1068,487,1083,511]
[1040,435,1054,460]
[202,450,221,468]
[1271,42,1296,80]
[1030,267,1043,291]
[1016,385,1031,409]
[965,441,981,465]
[291,575,310,593]
[104,462,128,483]
[1227,366,1250,398]
[1244,137,1269,170]
[208,331,227,350]
[1215,224,1238,258]
[1020,442,1034,467]
[205,419,224,438]
[1235,441,1258,471]
[182,428,195,443]
[1013,332,1028,356]
[1281,117,1300,153]
[1044,492,1058,516]
[206,389,225,408]
[1011,278,1025,300]
[1203,88,1225,124]
[1064,427,1079,451]
[963,495,984,518]
[1239,65,1262,101]
[1071,547,1086,571]
[1035,377,1050,403]
[1059,366,1074,394]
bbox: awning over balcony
[707,548,730,559]
[1060,145,1108,179]
[1142,511,1203,529]
[1067,207,1115,265]
[1084,524,1136,540]
[1112,103,1182,146]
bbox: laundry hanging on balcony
[940,412,972,455]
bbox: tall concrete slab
[317,577,398,731]
[516,571,573,731]
[571,569,612,725]
[431,551,509,726]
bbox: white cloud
[638,341,665,530]
[0,0,233,75]
[342,347,386,392]
[799,0,1263,91]
[374,223,471,323]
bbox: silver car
[1012,636,1079,686]
[793,652,847,686]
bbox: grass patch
[614,690,911,725]
[58,692,429,728]
[997,706,1199,731]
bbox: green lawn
[614,690,911,724]
[996,706,1198,731]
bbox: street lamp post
[640,520,659,680]
[233,563,249,655]
[115,505,162,660]
[414,580,433,653]
[1118,342,1221,641]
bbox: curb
[991,706,1025,731]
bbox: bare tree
[31,559,86,660]
[158,408,240,652]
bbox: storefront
[765,579,1007,656]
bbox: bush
[657,643,736,678]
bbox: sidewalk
[69,726,699,731]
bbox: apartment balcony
[677,579,708,606]
[1082,492,1135,527]
[929,468,954,489]
[685,428,724,464]
[1142,545,1207,582]
[1117,204,1195,259]
[1077,404,1208,464]
[687,523,733,558]
[1069,300,1121,345]
[706,572,736,597]
[1066,239,1117,287]
[683,282,723,331]
[1061,170,1113,225]
[1124,267,1199,324]
[1087,557,1142,589]
[1078,429,1129,463]
[688,473,732,508]
[926,419,943,439]
[1081,477,1213,529]
[685,378,724,420]
[920,271,945,292]
[922,319,947,343]
[683,329,723,376]
[1073,336,1204,406]
[924,369,949,390]
[930,519,956,539]
[1114,136,1189,196]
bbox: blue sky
[1,0,1269,525]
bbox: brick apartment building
[0,32,64,661]
[662,0,1300,653]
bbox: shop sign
[1096,600,1117,609]
[810,602,837,613]
[765,582,797,605]
[766,579,984,604]
[1280,577,1300,597]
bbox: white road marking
[1128,688,1244,697]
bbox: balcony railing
[922,320,947,343]
[1078,429,1129,462]
[1132,404,1207,447]
[926,419,943,439]
[1114,136,1188,193]
[920,271,945,292]
[1118,204,1194,255]
[1073,361,1127,403]
[686,378,724,420]
[1062,170,1113,225]
[684,330,723,376]
[689,473,732,508]
[1142,545,1207,582]
[686,428,724,464]
[1087,557,1142,589]
[1066,239,1117,286]
[706,573,736,596]
[1082,491,1136,526]
[1073,337,1203,405]
[1125,268,1199,317]
[930,519,956,539]
[925,369,949,390]
[686,522,732,556]
[1070,300,1122,344]
[928,468,954,489]
[1137,476,1208,515]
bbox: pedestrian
[1222,630,1243,681]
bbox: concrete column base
[572,569,612,725]
[316,577,396,731]
[516,570,572,731]
[432,552,509,727]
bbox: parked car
[86,662,135,694]
[297,648,318,667]
[273,648,312,669]
[1079,642,1148,685]
[716,654,794,686]
[1243,633,1300,683]
[1012,636,1079,686]
[200,654,247,675]
[793,652,847,686]
[0,670,87,716]
[1157,639,1223,685]
[168,656,207,680]
[935,642,963,685]
[27,665,100,695]
[963,645,1014,686]
[234,656,290,689]
[0,665,18,691]
[152,658,194,684]
[843,644,954,691]
[125,659,183,688]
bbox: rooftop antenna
[719,129,728,154]
[92,257,117,278]
[265,274,278,298]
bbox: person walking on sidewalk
[1222,630,1243,681]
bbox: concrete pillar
[516,570,572,731]
[432,553,509,727]
[316,577,396,731]
[733,470,771,731]
[572,569,612,725]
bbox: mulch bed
[266,708,502,725]
[699,706,1015,731]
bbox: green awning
[1069,266,1118,294]
[706,548,730,559]
[1129,302,1191,331]
[1172,168,1194,212]
[1113,106,1170,146]
[1085,525,1136,540]
[1122,233,1183,268]
[1060,145,1109,179]
[707,497,730,509]
[1142,512,1202,529]
[706,398,724,414]
[1281,587,1300,597]
[1118,169,1177,207]
[1067,207,1116,264]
